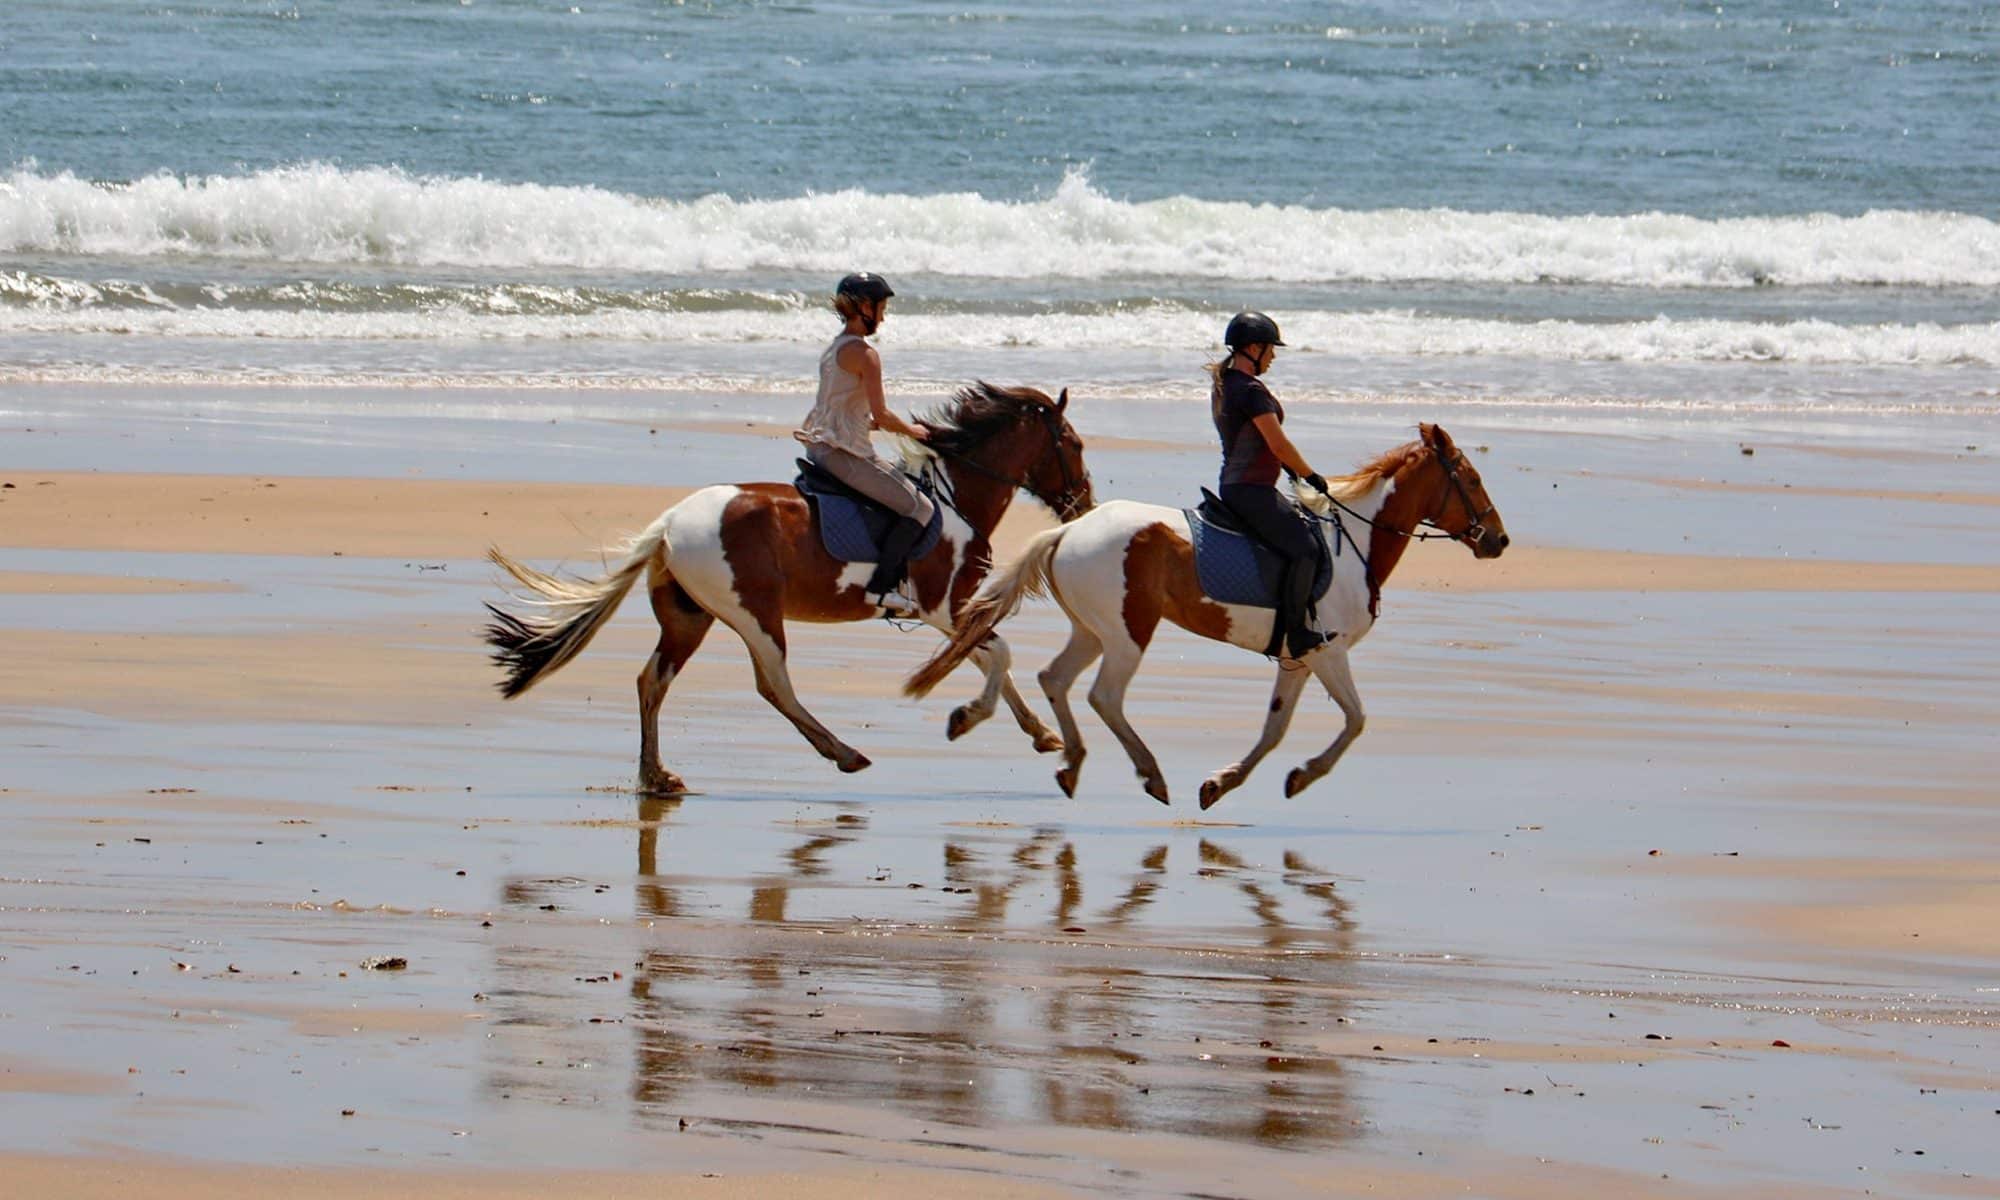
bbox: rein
[1296,438,1491,620]
[1306,441,1492,549]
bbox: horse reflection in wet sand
[482,383,1092,793]
[908,424,1508,808]
[490,812,1362,1149]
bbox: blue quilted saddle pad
[1183,495,1333,609]
[793,460,944,565]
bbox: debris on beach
[359,956,408,971]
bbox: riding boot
[1281,554,1326,660]
[1262,560,1298,659]
[866,515,927,606]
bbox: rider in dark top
[1211,310,1332,660]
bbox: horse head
[926,382,1094,523]
[1416,423,1508,558]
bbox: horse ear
[1429,423,1457,454]
[1056,388,1069,412]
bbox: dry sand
[9,469,1998,589]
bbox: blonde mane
[1296,439,1427,514]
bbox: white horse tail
[904,525,1066,700]
[482,510,672,699]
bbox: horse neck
[938,458,1018,537]
[1342,462,1429,589]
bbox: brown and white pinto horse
[907,423,1506,809]
[484,382,1093,793]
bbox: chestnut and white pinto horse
[906,424,1507,810]
[484,382,1093,794]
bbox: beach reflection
[491,800,1364,1151]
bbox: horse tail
[904,525,1066,700]
[482,510,673,699]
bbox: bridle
[1311,434,1493,549]
[930,403,1090,522]
[1433,440,1496,547]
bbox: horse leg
[945,634,1009,742]
[1198,661,1312,811]
[1086,635,1169,805]
[636,563,714,795]
[726,602,871,774]
[1038,621,1103,797]
[998,665,1064,754]
[947,634,1063,754]
[1284,646,1366,798]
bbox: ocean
[3,0,1997,429]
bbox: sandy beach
[4,383,1999,1198]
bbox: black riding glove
[1304,472,1330,495]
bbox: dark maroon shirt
[1213,368,1284,487]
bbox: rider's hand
[1304,472,1330,495]
[907,420,933,442]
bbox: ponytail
[1205,355,1232,426]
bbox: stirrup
[1284,627,1332,660]
[870,589,919,615]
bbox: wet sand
[3,389,1998,1197]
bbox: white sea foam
[4,363,1993,419]
[6,163,2000,288]
[3,300,1994,368]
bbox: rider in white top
[794,272,939,612]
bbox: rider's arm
[1250,412,1317,480]
[838,339,929,441]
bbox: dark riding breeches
[1219,482,1321,656]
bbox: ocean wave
[2,291,1994,367]
[5,163,1999,288]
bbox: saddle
[1183,488,1333,609]
[792,458,945,565]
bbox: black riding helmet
[837,272,895,303]
[1223,310,1285,351]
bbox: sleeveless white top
[796,333,874,457]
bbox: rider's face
[1243,343,1275,374]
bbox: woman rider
[1211,310,1331,660]
[795,272,938,613]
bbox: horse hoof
[638,768,688,796]
[946,706,973,741]
[1283,767,1310,798]
[1055,765,1080,798]
[1198,778,1223,811]
[840,752,873,774]
[1032,731,1063,755]
[1144,776,1171,806]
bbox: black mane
[918,380,1053,456]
